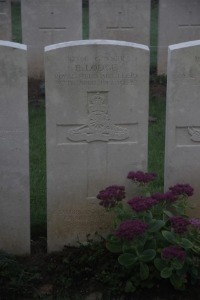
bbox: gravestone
[21,0,82,79]
[0,41,30,255]
[45,40,149,252]
[0,0,12,41]
[158,0,200,74]
[165,40,200,217]
[89,0,151,45]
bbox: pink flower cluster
[115,219,148,240]
[169,184,194,197]
[127,171,157,184]
[151,191,178,202]
[189,218,200,229]
[128,196,158,212]
[162,245,186,261]
[169,216,190,234]
[97,185,125,208]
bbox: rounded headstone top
[0,40,27,50]
[45,39,149,52]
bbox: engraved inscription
[172,59,200,84]
[54,54,137,86]
[67,92,129,142]
[67,55,127,63]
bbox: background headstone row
[1,0,200,77]
[1,39,200,255]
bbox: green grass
[28,103,47,238]
[83,3,89,39]
[11,2,165,235]
[150,3,159,71]
[148,96,166,192]
[11,3,22,43]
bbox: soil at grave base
[150,83,166,99]
[28,78,45,106]
[1,239,199,300]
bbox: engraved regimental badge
[67,92,129,142]
[188,127,200,142]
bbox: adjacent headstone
[21,0,82,79]
[45,40,149,252]
[89,0,151,45]
[165,40,200,217]
[0,0,12,41]
[157,0,200,74]
[0,41,30,255]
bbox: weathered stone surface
[0,0,12,41]
[45,40,149,252]
[0,41,30,255]
[158,0,200,74]
[165,40,200,217]
[21,0,82,79]
[89,0,150,45]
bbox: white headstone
[158,0,200,74]
[45,40,149,252]
[165,40,200,217]
[0,0,12,41]
[89,0,151,45]
[0,41,30,255]
[21,0,82,79]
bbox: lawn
[11,1,166,236]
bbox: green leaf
[139,249,156,262]
[125,281,136,293]
[175,206,186,216]
[118,253,138,267]
[191,267,199,279]
[163,210,173,217]
[171,260,184,270]
[122,242,136,253]
[170,273,184,289]
[144,211,153,222]
[136,237,147,249]
[162,230,177,244]
[106,237,122,253]
[140,262,149,280]
[154,258,167,271]
[178,238,193,249]
[148,220,165,232]
[145,238,156,250]
[161,267,172,278]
